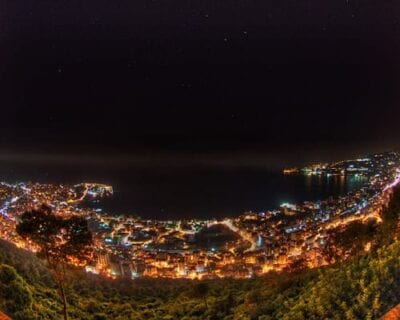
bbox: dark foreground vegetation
[2,188,400,319]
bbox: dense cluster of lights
[0,152,399,279]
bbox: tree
[16,205,93,320]
[192,282,210,310]
[283,257,308,274]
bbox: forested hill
[1,189,400,319]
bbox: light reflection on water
[0,161,368,219]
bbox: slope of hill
[1,234,400,319]
[1,188,400,319]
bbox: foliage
[1,189,400,319]
[0,264,33,319]
[16,205,93,269]
[16,205,93,320]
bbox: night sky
[2,0,400,161]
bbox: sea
[0,158,368,220]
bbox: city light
[0,152,399,279]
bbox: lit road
[218,219,258,252]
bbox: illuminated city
[0,151,399,280]
[3,0,400,317]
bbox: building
[380,304,400,320]
[0,311,11,320]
